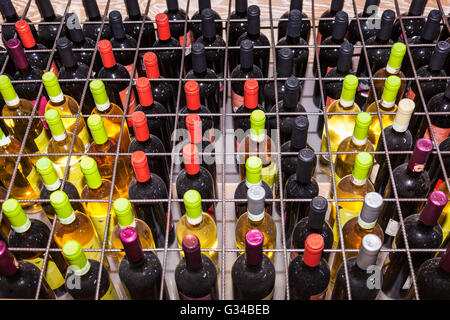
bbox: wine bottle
[277,0,310,43]
[280,116,315,184]
[284,148,319,242]
[277,9,309,78]
[56,36,95,114]
[190,0,222,41]
[154,13,182,79]
[109,10,140,78]
[165,0,194,49]
[118,226,162,299]
[196,8,226,81]
[128,111,170,188]
[268,76,306,145]
[62,240,117,300]
[410,41,450,139]
[347,0,380,45]
[366,42,406,108]
[35,0,67,49]
[374,98,415,195]
[288,234,330,300]
[234,156,274,219]
[391,0,428,42]
[291,196,333,261]
[232,229,275,300]
[89,79,131,152]
[124,0,156,49]
[331,234,383,300]
[15,19,58,73]
[228,0,247,47]
[65,13,100,74]
[0,240,55,299]
[263,47,294,109]
[81,0,112,40]
[335,112,373,184]
[413,241,450,300]
[175,234,218,300]
[316,0,344,45]
[176,190,218,263]
[36,157,83,220]
[112,198,156,261]
[330,192,384,283]
[186,42,220,124]
[318,74,360,174]
[329,152,374,244]
[42,71,91,151]
[238,109,278,194]
[0,0,39,46]
[235,186,276,263]
[142,52,176,114]
[2,198,68,296]
[0,127,41,212]
[50,190,102,262]
[231,40,263,112]
[378,138,432,247]
[87,114,133,198]
[381,190,446,299]
[0,75,50,160]
[355,9,395,107]
[128,150,174,248]
[44,108,86,193]
[236,5,270,78]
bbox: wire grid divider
[0,0,448,300]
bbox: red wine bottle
[379,138,432,247]
[0,241,55,299]
[382,190,446,299]
[124,0,156,49]
[347,0,380,45]
[391,0,428,42]
[135,77,173,152]
[291,196,333,261]
[355,9,395,107]
[331,234,382,300]
[176,144,216,219]
[129,111,171,188]
[277,9,309,78]
[0,0,39,46]
[288,233,330,300]
[196,8,226,80]
[228,0,247,47]
[230,40,263,112]
[414,241,450,300]
[175,234,218,300]
[277,0,310,43]
[284,148,319,242]
[264,47,294,109]
[268,76,306,145]
[56,37,95,114]
[65,13,100,74]
[232,229,275,300]
[143,52,176,114]
[118,226,163,300]
[190,0,222,41]
[236,5,270,78]
[165,0,192,44]
[316,0,344,45]
[154,13,182,79]
[35,0,67,49]
[81,0,112,40]
[186,42,220,126]
[128,150,174,248]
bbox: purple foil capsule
[6,38,29,70]
[182,234,203,270]
[419,191,448,226]
[245,229,264,267]
[440,243,450,273]
[408,138,433,172]
[0,240,19,276]
[120,226,144,264]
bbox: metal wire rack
[0,0,448,301]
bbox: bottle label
[34,128,50,153]
[100,281,118,300]
[165,211,173,232]
[26,166,41,195]
[179,292,212,300]
[310,288,327,300]
[324,67,334,110]
[232,90,244,112]
[424,125,450,145]
[53,159,85,194]
[261,161,278,188]
[316,33,322,46]
[262,289,274,300]
[402,275,412,291]
[78,126,91,152]
[88,212,115,249]
[405,88,415,101]
[48,60,59,77]
[332,207,360,243]
[124,63,139,80]
[26,256,65,291]
[385,219,400,237]
[207,204,215,220]
[179,30,194,56]
[119,88,137,127]
[412,163,425,173]
[31,97,49,129]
